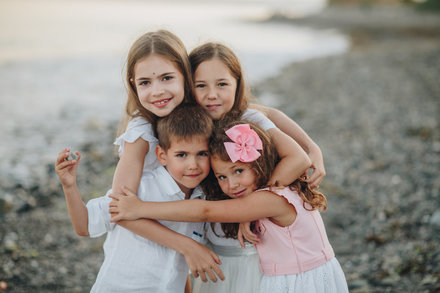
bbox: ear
[155,145,167,166]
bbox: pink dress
[255,187,348,293]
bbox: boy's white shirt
[83,109,273,292]
[86,166,205,293]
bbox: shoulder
[242,108,276,131]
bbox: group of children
[55,30,348,293]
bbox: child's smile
[157,135,211,197]
[193,58,237,120]
[211,157,258,199]
[133,53,185,117]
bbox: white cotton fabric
[86,117,205,292]
[87,167,205,293]
[113,116,161,171]
[192,223,262,293]
[192,109,273,293]
[259,258,349,293]
[242,108,276,131]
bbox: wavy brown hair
[189,42,252,120]
[202,119,327,239]
[119,30,194,135]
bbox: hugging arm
[266,127,311,186]
[109,187,289,224]
[259,105,325,188]
[112,140,224,282]
[116,218,224,282]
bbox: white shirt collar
[154,166,205,200]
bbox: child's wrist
[176,236,195,255]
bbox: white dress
[192,108,275,293]
[192,224,262,293]
[86,117,205,293]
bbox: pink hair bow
[224,124,263,163]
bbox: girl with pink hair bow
[109,120,349,293]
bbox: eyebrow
[195,78,230,83]
[173,149,209,154]
[136,71,176,81]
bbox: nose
[152,81,164,97]
[207,87,217,100]
[228,176,240,189]
[187,156,198,170]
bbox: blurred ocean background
[2,0,439,292]
[0,0,348,185]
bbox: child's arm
[111,140,224,282]
[116,218,224,282]
[109,187,295,225]
[111,138,148,194]
[55,148,89,236]
[257,105,325,188]
[267,127,311,186]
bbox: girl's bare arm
[253,104,325,188]
[267,127,311,186]
[111,140,224,282]
[55,149,89,236]
[110,188,294,225]
[260,105,325,188]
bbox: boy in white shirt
[55,104,224,292]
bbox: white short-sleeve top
[113,116,161,172]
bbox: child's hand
[307,151,326,189]
[237,222,259,247]
[55,148,81,188]
[109,187,143,222]
[182,241,225,283]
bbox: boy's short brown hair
[156,103,213,151]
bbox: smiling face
[133,53,185,117]
[193,58,237,120]
[156,135,211,197]
[211,156,258,199]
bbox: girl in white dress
[55,30,224,292]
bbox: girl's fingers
[55,159,76,171]
[237,230,245,248]
[109,194,119,201]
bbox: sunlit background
[0,0,350,183]
[1,0,439,292]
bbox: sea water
[0,0,349,183]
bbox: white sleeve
[113,117,158,156]
[86,189,116,238]
[241,108,276,131]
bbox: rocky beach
[1,2,439,292]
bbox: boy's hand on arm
[179,238,225,283]
[109,187,143,222]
